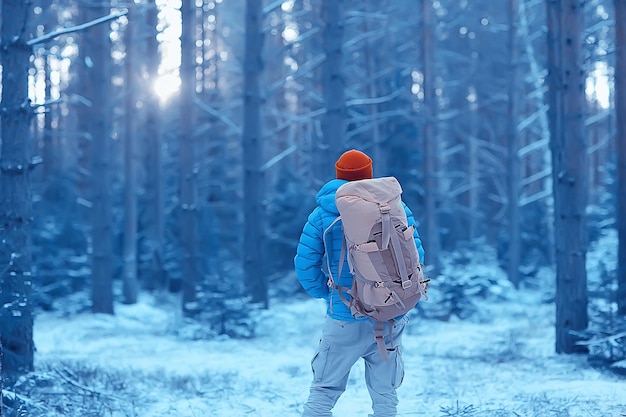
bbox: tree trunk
[467,96,479,242]
[0,339,3,403]
[123,5,139,304]
[546,0,588,353]
[321,0,346,167]
[365,0,385,175]
[519,0,553,266]
[0,0,35,374]
[421,0,440,273]
[616,0,626,316]
[180,0,199,315]
[507,0,522,288]
[243,0,268,308]
[144,0,166,292]
[76,6,94,200]
[88,1,115,315]
[43,52,56,178]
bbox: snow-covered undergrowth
[3,284,622,417]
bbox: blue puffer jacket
[294,179,425,322]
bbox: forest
[0,0,625,416]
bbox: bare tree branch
[27,10,128,47]
[193,97,242,135]
[260,145,297,172]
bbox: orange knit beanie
[335,149,373,181]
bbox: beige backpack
[323,177,428,359]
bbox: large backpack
[323,177,428,359]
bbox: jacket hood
[315,179,348,215]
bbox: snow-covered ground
[31,286,626,417]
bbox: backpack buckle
[402,280,413,289]
[374,281,385,288]
[379,203,391,214]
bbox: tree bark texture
[243,0,268,308]
[180,0,199,314]
[144,0,166,292]
[615,0,626,316]
[0,339,3,403]
[87,1,115,314]
[321,0,346,167]
[43,53,56,178]
[0,0,35,374]
[76,6,95,199]
[508,0,522,288]
[421,0,440,273]
[467,104,479,241]
[123,5,139,304]
[546,0,589,353]
[364,0,385,176]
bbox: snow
[32,286,626,417]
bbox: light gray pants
[302,316,406,417]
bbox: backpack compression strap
[373,320,396,362]
[380,203,392,250]
[383,206,428,298]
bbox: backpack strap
[388,318,395,353]
[333,234,354,309]
[323,216,352,311]
[386,211,428,298]
[379,203,392,250]
[323,216,342,287]
[373,319,397,361]
[388,216,412,290]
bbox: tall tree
[180,0,199,314]
[507,0,522,287]
[86,1,115,314]
[546,0,588,353]
[122,5,139,304]
[320,0,346,167]
[76,6,95,200]
[518,0,553,267]
[363,0,386,175]
[243,0,268,308]
[1,340,3,403]
[37,2,61,180]
[43,52,57,178]
[421,0,441,274]
[0,0,35,374]
[616,0,626,316]
[143,0,166,291]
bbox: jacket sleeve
[403,202,426,263]
[294,208,330,300]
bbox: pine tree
[0,0,35,374]
[243,0,268,308]
[615,0,626,316]
[546,0,589,353]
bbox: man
[294,149,425,417]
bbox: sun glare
[282,23,299,43]
[586,61,611,109]
[154,73,181,104]
[155,0,182,104]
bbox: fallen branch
[55,368,124,402]
[576,331,626,346]
[2,390,48,411]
